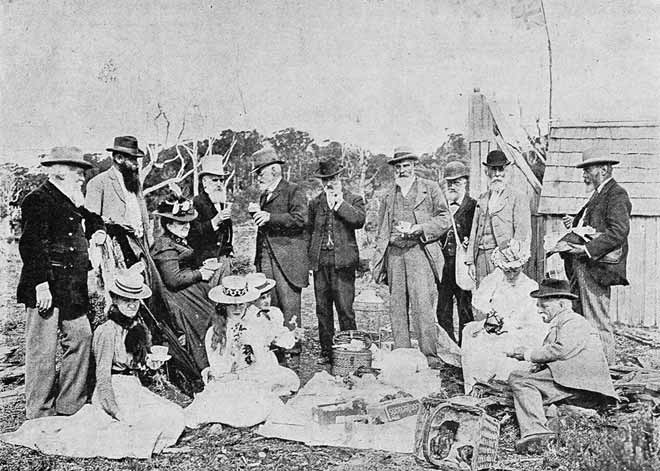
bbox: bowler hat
[313,158,344,178]
[199,155,231,178]
[575,147,619,169]
[106,136,145,158]
[154,197,198,222]
[209,275,260,304]
[483,149,510,167]
[251,147,284,174]
[444,161,470,181]
[530,278,578,300]
[40,146,92,169]
[388,145,419,165]
[108,268,152,300]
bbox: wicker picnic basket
[352,288,389,340]
[331,330,373,377]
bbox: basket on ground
[331,330,373,377]
[353,288,389,339]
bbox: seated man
[507,278,617,454]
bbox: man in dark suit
[17,147,106,419]
[308,158,366,364]
[561,147,632,364]
[436,161,476,344]
[251,147,310,361]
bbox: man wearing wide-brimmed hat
[250,147,309,365]
[308,158,366,364]
[17,146,106,419]
[371,146,451,367]
[559,146,631,364]
[466,149,532,286]
[188,155,233,274]
[507,278,617,454]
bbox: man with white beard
[466,150,531,287]
[188,156,233,277]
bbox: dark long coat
[440,195,477,257]
[188,191,233,266]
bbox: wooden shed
[538,121,660,327]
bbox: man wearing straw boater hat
[506,278,617,454]
[17,146,106,419]
[559,146,631,364]
[308,158,366,365]
[188,155,233,276]
[250,147,309,366]
[371,146,451,368]
[465,149,531,287]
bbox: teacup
[203,258,221,270]
[151,345,169,357]
[247,202,260,216]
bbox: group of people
[11,134,632,456]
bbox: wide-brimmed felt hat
[530,278,578,300]
[483,149,510,167]
[444,161,470,181]
[154,198,198,222]
[209,275,260,304]
[245,272,276,294]
[199,155,231,178]
[251,147,285,174]
[575,146,619,168]
[388,145,419,165]
[106,135,145,158]
[313,158,344,178]
[108,268,152,299]
[40,146,92,169]
[491,239,530,270]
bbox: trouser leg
[475,248,495,288]
[405,246,439,359]
[25,307,59,419]
[455,286,473,345]
[386,248,412,348]
[260,250,302,330]
[436,260,456,342]
[314,265,334,356]
[56,313,92,415]
[332,267,357,333]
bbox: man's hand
[506,346,527,361]
[253,210,271,226]
[36,282,53,313]
[220,207,232,221]
[467,264,476,281]
[91,230,107,245]
[199,267,214,281]
[562,215,574,229]
[565,242,586,255]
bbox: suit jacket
[528,309,617,399]
[371,177,451,285]
[188,191,233,266]
[441,195,477,258]
[85,167,153,247]
[567,179,631,287]
[255,179,310,289]
[17,181,105,319]
[467,187,531,263]
[308,190,366,271]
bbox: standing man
[251,147,309,363]
[436,161,476,344]
[466,150,531,287]
[17,147,106,418]
[188,155,233,277]
[371,146,451,367]
[308,158,366,365]
[561,147,631,364]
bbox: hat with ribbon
[530,278,578,300]
[575,146,620,168]
[199,155,231,178]
[251,147,285,174]
[208,275,260,304]
[106,135,145,158]
[491,239,530,271]
[245,272,277,294]
[483,149,510,168]
[40,146,92,169]
[108,267,152,299]
[388,145,419,165]
[313,158,344,179]
[154,197,198,222]
[444,161,470,181]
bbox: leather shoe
[515,432,557,454]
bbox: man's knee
[508,369,531,389]
[64,318,92,347]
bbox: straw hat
[491,240,530,271]
[108,268,152,299]
[154,198,198,222]
[245,272,276,294]
[208,276,260,304]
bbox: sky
[1,0,659,165]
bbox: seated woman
[0,268,185,459]
[461,241,548,394]
[184,276,300,429]
[151,196,220,373]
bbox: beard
[206,188,226,205]
[488,179,505,193]
[118,163,141,194]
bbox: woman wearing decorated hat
[460,240,548,394]
[151,195,222,373]
[184,275,298,429]
[1,266,185,458]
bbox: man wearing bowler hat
[251,147,309,365]
[308,158,366,365]
[17,147,106,418]
[371,146,451,367]
[507,278,617,454]
[559,147,631,364]
[466,149,531,287]
[436,161,476,344]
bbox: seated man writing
[507,278,617,454]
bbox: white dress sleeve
[205,327,234,380]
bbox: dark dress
[151,232,219,372]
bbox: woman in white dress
[461,241,548,394]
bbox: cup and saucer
[203,258,221,271]
[148,345,171,363]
